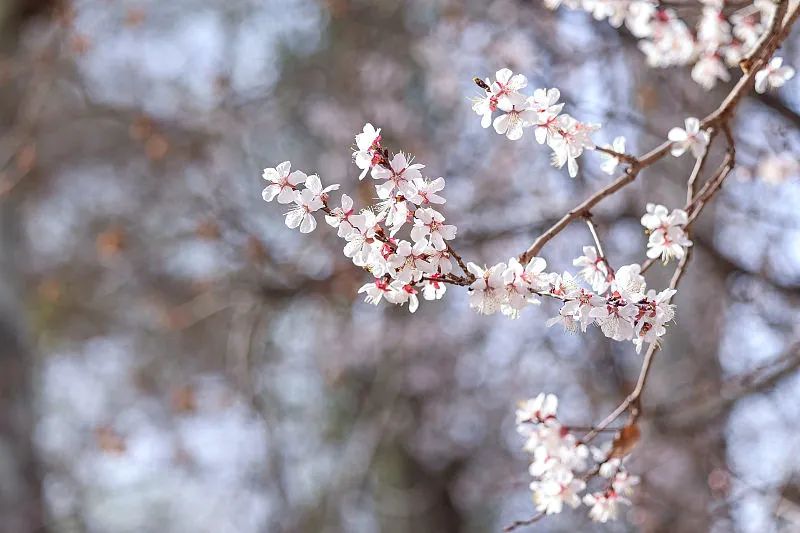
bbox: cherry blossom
[531,472,586,515]
[262,161,306,204]
[560,288,605,332]
[358,278,392,306]
[385,280,420,313]
[599,136,626,175]
[502,258,542,318]
[549,114,600,178]
[285,174,337,233]
[471,90,496,129]
[372,152,423,198]
[252,0,795,524]
[408,177,446,205]
[641,203,693,263]
[692,52,730,90]
[389,240,434,283]
[516,392,640,522]
[490,68,528,109]
[573,245,610,293]
[583,490,629,523]
[325,194,366,237]
[466,262,507,315]
[611,264,646,302]
[547,0,782,90]
[668,117,710,158]
[410,208,456,250]
[493,100,534,141]
[754,56,796,94]
[421,273,447,301]
[516,393,559,425]
[590,302,638,341]
[611,471,640,497]
[353,123,382,179]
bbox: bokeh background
[1,0,800,532]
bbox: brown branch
[594,145,638,165]
[518,0,800,267]
[503,512,545,532]
[658,341,800,431]
[584,214,615,276]
[519,167,640,264]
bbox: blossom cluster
[641,203,693,263]
[471,68,600,177]
[467,252,676,352]
[516,393,639,522]
[263,124,457,314]
[548,0,796,91]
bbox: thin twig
[503,512,545,532]
[584,214,615,276]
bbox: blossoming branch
[260,0,799,527]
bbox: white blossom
[353,123,382,179]
[466,262,506,315]
[573,245,610,293]
[410,208,456,250]
[262,161,307,204]
[358,278,392,305]
[584,491,630,523]
[371,152,423,198]
[754,56,795,94]
[641,203,693,263]
[668,117,710,158]
[285,174,339,233]
[599,136,626,175]
[385,280,420,313]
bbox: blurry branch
[654,340,800,431]
[503,512,545,532]
[756,93,800,128]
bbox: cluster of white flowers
[262,162,339,233]
[262,72,690,355]
[263,124,457,314]
[467,253,676,351]
[516,393,639,522]
[471,68,600,177]
[548,0,797,92]
[258,69,711,528]
[641,203,693,263]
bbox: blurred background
[1,0,800,532]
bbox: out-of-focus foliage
[0,0,799,532]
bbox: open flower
[573,245,610,293]
[641,203,693,263]
[285,174,337,234]
[353,123,382,179]
[262,161,307,204]
[754,56,795,94]
[466,262,507,315]
[493,100,534,141]
[599,136,626,175]
[410,208,456,250]
[325,194,366,237]
[584,490,630,523]
[358,278,392,305]
[668,117,710,158]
